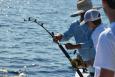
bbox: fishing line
[24,17,83,77]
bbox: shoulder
[70,20,89,30]
[70,20,80,27]
[93,23,108,36]
[98,28,111,44]
[100,28,111,38]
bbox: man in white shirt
[81,9,107,77]
[81,9,106,49]
[94,0,115,77]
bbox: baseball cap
[80,9,101,25]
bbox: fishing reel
[71,55,88,69]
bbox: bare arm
[65,43,81,50]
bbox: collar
[94,23,105,31]
[111,22,115,34]
[111,22,115,29]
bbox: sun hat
[80,9,101,25]
[70,0,102,17]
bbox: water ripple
[0,0,104,77]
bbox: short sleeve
[94,32,115,71]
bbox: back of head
[92,19,101,26]
[102,0,115,22]
[103,0,115,9]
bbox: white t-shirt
[94,22,115,77]
[91,23,106,49]
[91,23,106,77]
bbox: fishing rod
[24,17,83,77]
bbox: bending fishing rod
[24,17,83,77]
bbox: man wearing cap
[82,9,107,49]
[94,0,115,77]
[53,0,101,76]
[82,9,107,77]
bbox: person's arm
[61,22,77,41]
[64,39,93,50]
[53,21,78,42]
[80,40,94,49]
[65,43,81,50]
[99,68,114,77]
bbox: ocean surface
[0,0,109,77]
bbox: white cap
[81,9,101,24]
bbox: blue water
[0,0,109,77]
